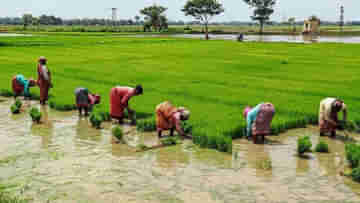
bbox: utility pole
[340,5,344,32]
[106,8,118,26]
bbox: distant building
[303,17,320,34]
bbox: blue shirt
[246,103,263,137]
[16,75,30,97]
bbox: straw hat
[178,107,190,120]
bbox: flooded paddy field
[1,97,360,202]
[172,34,360,44]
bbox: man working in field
[156,101,190,138]
[243,103,275,143]
[12,74,36,100]
[110,85,143,125]
[74,87,101,116]
[37,56,52,105]
[319,98,347,137]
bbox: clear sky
[2,0,359,22]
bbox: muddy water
[1,97,360,202]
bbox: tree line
[1,0,357,39]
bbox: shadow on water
[1,97,360,202]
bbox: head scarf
[243,106,252,119]
[334,100,344,112]
[94,94,101,105]
[38,56,47,64]
[28,79,36,87]
[178,107,190,120]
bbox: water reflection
[31,106,54,149]
[172,34,360,44]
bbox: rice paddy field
[0,34,360,152]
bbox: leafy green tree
[22,14,33,29]
[243,0,276,34]
[135,15,141,25]
[140,5,168,32]
[182,0,224,40]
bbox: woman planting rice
[319,98,347,137]
[11,74,36,99]
[110,85,143,125]
[156,101,190,138]
[243,103,275,143]
[74,87,101,116]
[37,56,52,105]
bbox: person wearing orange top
[156,101,190,138]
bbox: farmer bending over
[37,56,52,105]
[12,74,36,100]
[110,85,143,125]
[74,87,101,116]
[156,101,190,138]
[319,98,347,137]
[243,103,275,143]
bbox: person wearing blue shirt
[244,103,264,138]
[12,74,36,99]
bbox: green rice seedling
[345,143,360,168]
[10,99,22,114]
[207,134,218,149]
[0,89,14,97]
[136,118,156,132]
[0,192,28,203]
[99,111,111,121]
[14,99,22,109]
[216,135,232,153]
[89,112,103,129]
[281,59,289,65]
[351,167,360,182]
[91,105,111,121]
[10,104,20,114]
[181,121,193,135]
[160,136,181,146]
[29,107,42,123]
[315,141,329,153]
[112,126,123,141]
[297,136,312,155]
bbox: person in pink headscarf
[243,103,275,143]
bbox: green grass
[1,34,360,152]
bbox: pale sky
[1,0,359,22]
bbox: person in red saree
[37,56,52,105]
[110,85,143,125]
[156,101,190,138]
